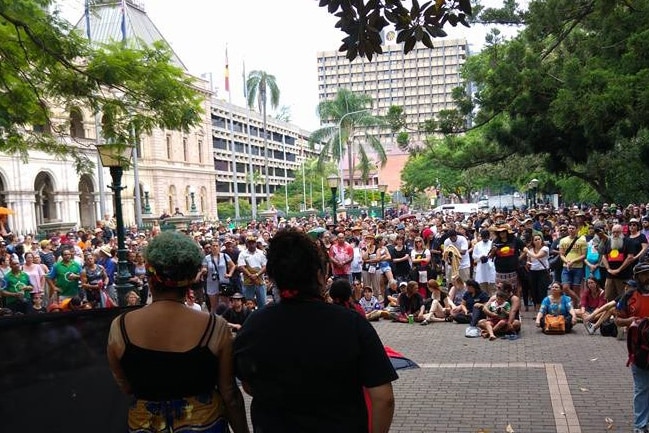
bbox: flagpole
[226,46,240,220]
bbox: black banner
[0,308,133,433]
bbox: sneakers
[632,427,648,433]
[585,322,596,335]
[420,320,429,326]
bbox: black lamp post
[96,143,135,307]
[529,178,539,209]
[378,184,387,219]
[327,174,339,226]
[189,186,198,214]
[143,184,151,215]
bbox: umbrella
[307,227,326,238]
[0,207,14,215]
[384,346,419,370]
[398,213,416,222]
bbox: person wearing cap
[615,262,649,433]
[107,231,249,433]
[222,292,251,331]
[234,228,397,433]
[237,235,268,308]
[45,246,82,303]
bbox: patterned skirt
[128,389,228,433]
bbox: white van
[432,203,485,215]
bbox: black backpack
[627,317,649,370]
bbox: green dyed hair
[143,231,203,287]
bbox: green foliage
[318,0,473,61]
[403,0,649,203]
[0,0,203,173]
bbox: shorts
[561,267,584,287]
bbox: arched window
[70,108,85,138]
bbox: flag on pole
[224,47,230,93]
[120,0,127,42]
[242,60,247,99]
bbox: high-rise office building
[316,38,469,195]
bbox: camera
[480,256,488,264]
[211,273,218,281]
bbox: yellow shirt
[559,235,587,268]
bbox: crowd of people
[3,201,649,432]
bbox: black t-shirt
[602,237,634,279]
[221,307,250,328]
[398,292,425,314]
[389,244,411,277]
[234,300,398,433]
[492,235,525,273]
[627,234,648,263]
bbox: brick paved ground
[376,313,634,433]
[241,313,635,432]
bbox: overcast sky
[56,0,522,131]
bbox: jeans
[632,364,649,430]
[243,284,267,308]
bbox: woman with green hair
[107,231,249,433]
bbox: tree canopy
[0,0,203,172]
[398,0,649,203]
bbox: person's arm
[212,316,250,433]
[106,317,132,395]
[225,255,236,279]
[366,383,395,433]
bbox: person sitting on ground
[578,276,606,324]
[479,290,512,340]
[359,286,382,321]
[454,279,490,324]
[535,282,577,333]
[125,290,141,307]
[329,278,366,317]
[421,279,450,326]
[447,275,467,322]
[584,278,636,335]
[222,292,251,332]
[392,280,425,323]
[480,281,522,336]
[384,279,400,309]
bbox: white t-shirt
[443,235,471,269]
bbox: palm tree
[246,70,280,206]
[309,89,387,207]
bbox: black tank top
[119,312,219,401]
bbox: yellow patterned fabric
[127,389,227,433]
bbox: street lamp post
[529,178,539,209]
[189,186,198,214]
[96,143,135,307]
[338,108,371,208]
[327,174,339,226]
[142,184,151,215]
[378,184,387,219]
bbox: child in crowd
[485,290,511,338]
[359,286,382,321]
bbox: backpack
[626,317,649,370]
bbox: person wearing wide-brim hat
[106,231,249,433]
[489,223,525,293]
[221,292,251,332]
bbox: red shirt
[329,241,353,276]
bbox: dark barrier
[0,308,134,433]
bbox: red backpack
[627,317,649,370]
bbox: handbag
[544,314,566,334]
